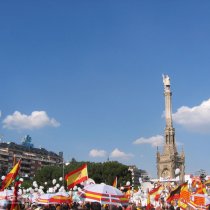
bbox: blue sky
[1,1,210,178]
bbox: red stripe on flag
[67,176,88,189]
[65,164,87,177]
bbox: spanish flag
[147,185,162,209]
[195,182,207,194]
[65,164,88,189]
[167,182,188,203]
[112,177,117,188]
[0,159,21,191]
[10,180,22,210]
[180,182,190,202]
[148,185,162,195]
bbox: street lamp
[62,161,70,187]
[128,167,135,201]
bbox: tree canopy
[33,160,132,189]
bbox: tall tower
[156,75,185,181]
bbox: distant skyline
[1,1,210,178]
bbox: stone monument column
[157,75,185,181]
[163,74,173,128]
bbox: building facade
[156,75,185,181]
[0,141,63,177]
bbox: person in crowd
[85,202,91,210]
[90,202,101,210]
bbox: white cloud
[110,148,134,160]
[2,111,60,130]
[173,98,210,133]
[133,135,164,147]
[89,149,107,158]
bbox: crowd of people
[1,175,210,209]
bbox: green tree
[33,161,132,190]
[34,165,62,190]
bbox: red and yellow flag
[180,182,190,202]
[65,164,88,189]
[112,177,117,188]
[149,185,162,195]
[147,185,162,209]
[0,159,21,191]
[194,195,205,206]
[195,182,207,194]
[10,180,22,210]
[178,199,188,210]
[167,182,188,203]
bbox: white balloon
[30,189,34,193]
[1,176,5,180]
[38,189,42,193]
[83,178,95,186]
[175,168,180,175]
[126,181,131,186]
[19,178,24,182]
[52,179,57,185]
[59,186,64,192]
[59,177,63,181]
[44,182,47,185]
[18,189,22,195]
[48,188,53,193]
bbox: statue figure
[162,74,170,86]
[21,135,34,149]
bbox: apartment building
[0,141,63,177]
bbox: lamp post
[62,161,70,187]
[128,167,135,202]
[62,162,65,186]
[131,171,134,195]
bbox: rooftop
[0,141,61,158]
